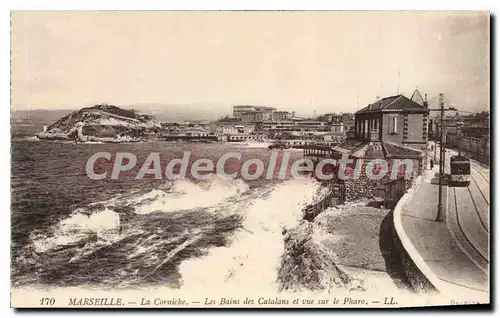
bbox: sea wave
[178,178,321,294]
[28,177,250,254]
[15,176,321,291]
[131,177,250,215]
[31,209,122,254]
[11,136,40,142]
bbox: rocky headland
[36,104,162,142]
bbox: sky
[11,11,489,116]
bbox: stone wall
[391,223,438,293]
[343,158,420,201]
[391,175,440,294]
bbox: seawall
[392,175,441,294]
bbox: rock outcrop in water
[277,220,366,293]
[36,104,162,142]
[316,202,415,292]
[277,198,404,293]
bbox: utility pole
[437,93,444,222]
[423,93,429,171]
[428,93,457,222]
[433,115,437,163]
[434,132,437,162]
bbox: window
[389,116,398,134]
[451,162,470,175]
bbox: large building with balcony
[302,92,429,202]
[317,112,354,133]
[233,105,294,123]
[233,105,277,120]
[261,119,331,134]
[210,121,255,135]
[271,111,293,121]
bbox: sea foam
[32,209,121,253]
[177,178,320,294]
[132,176,250,215]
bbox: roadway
[431,142,490,272]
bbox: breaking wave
[178,179,321,294]
[25,177,250,253]
[131,177,250,215]
[32,209,121,254]
[12,164,323,293]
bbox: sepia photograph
[9,10,490,308]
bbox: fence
[445,134,489,164]
[303,184,345,221]
[384,178,407,209]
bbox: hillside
[36,104,162,142]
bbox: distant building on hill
[209,121,255,135]
[233,105,293,123]
[233,105,276,120]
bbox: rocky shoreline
[277,197,414,294]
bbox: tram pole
[437,94,444,222]
[434,136,437,162]
[428,93,456,223]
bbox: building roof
[351,142,385,158]
[382,142,423,159]
[332,139,367,156]
[356,94,428,114]
[410,89,425,106]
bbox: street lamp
[428,93,457,222]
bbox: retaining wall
[344,159,420,201]
[302,191,335,222]
[392,175,443,294]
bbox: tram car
[449,155,471,186]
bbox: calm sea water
[11,138,305,288]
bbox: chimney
[423,93,428,108]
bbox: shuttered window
[389,116,397,133]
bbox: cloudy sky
[11,11,489,116]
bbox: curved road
[434,143,490,269]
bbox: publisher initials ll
[384,297,396,305]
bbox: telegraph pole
[434,122,437,163]
[428,93,457,222]
[437,94,444,222]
